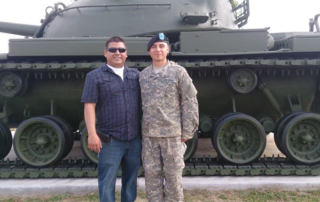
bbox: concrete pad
[180,176,320,191]
[1,176,320,197]
[0,178,99,197]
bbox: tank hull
[1,67,316,128]
[1,0,320,176]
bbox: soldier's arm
[178,69,199,140]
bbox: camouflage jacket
[139,61,199,139]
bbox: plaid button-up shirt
[81,64,140,140]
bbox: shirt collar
[150,60,169,78]
[102,63,128,73]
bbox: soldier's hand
[181,138,188,143]
[88,134,102,153]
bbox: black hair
[105,36,126,49]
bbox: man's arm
[84,103,102,153]
[82,72,101,152]
[179,69,199,142]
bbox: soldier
[139,33,199,201]
[81,36,141,202]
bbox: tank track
[1,156,320,179]
[1,57,320,178]
[0,57,320,73]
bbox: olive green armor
[1,0,320,178]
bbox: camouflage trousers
[142,136,187,202]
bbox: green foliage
[47,193,70,201]
[86,193,99,201]
[3,190,320,202]
[230,0,239,9]
[137,190,147,199]
[0,198,15,202]
[219,194,228,200]
[229,0,239,19]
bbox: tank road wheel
[213,112,241,127]
[0,72,27,97]
[13,117,65,167]
[212,113,266,165]
[0,121,12,159]
[80,127,98,164]
[282,113,320,164]
[274,112,304,155]
[228,69,258,94]
[43,115,74,159]
[184,131,198,161]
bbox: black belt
[97,130,113,143]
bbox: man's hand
[181,139,188,143]
[84,103,100,152]
[88,133,102,153]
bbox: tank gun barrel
[0,21,39,37]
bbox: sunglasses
[107,47,126,53]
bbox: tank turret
[39,0,239,38]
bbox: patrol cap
[147,33,169,51]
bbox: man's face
[104,42,127,68]
[148,42,169,63]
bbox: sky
[0,0,319,53]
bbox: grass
[1,190,320,202]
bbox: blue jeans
[98,137,141,202]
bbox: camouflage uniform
[139,61,199,202]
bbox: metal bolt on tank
[1,0,320,178]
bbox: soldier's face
[148,42,169,63]
[104,42,127,68]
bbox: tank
[1,0,320,177]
